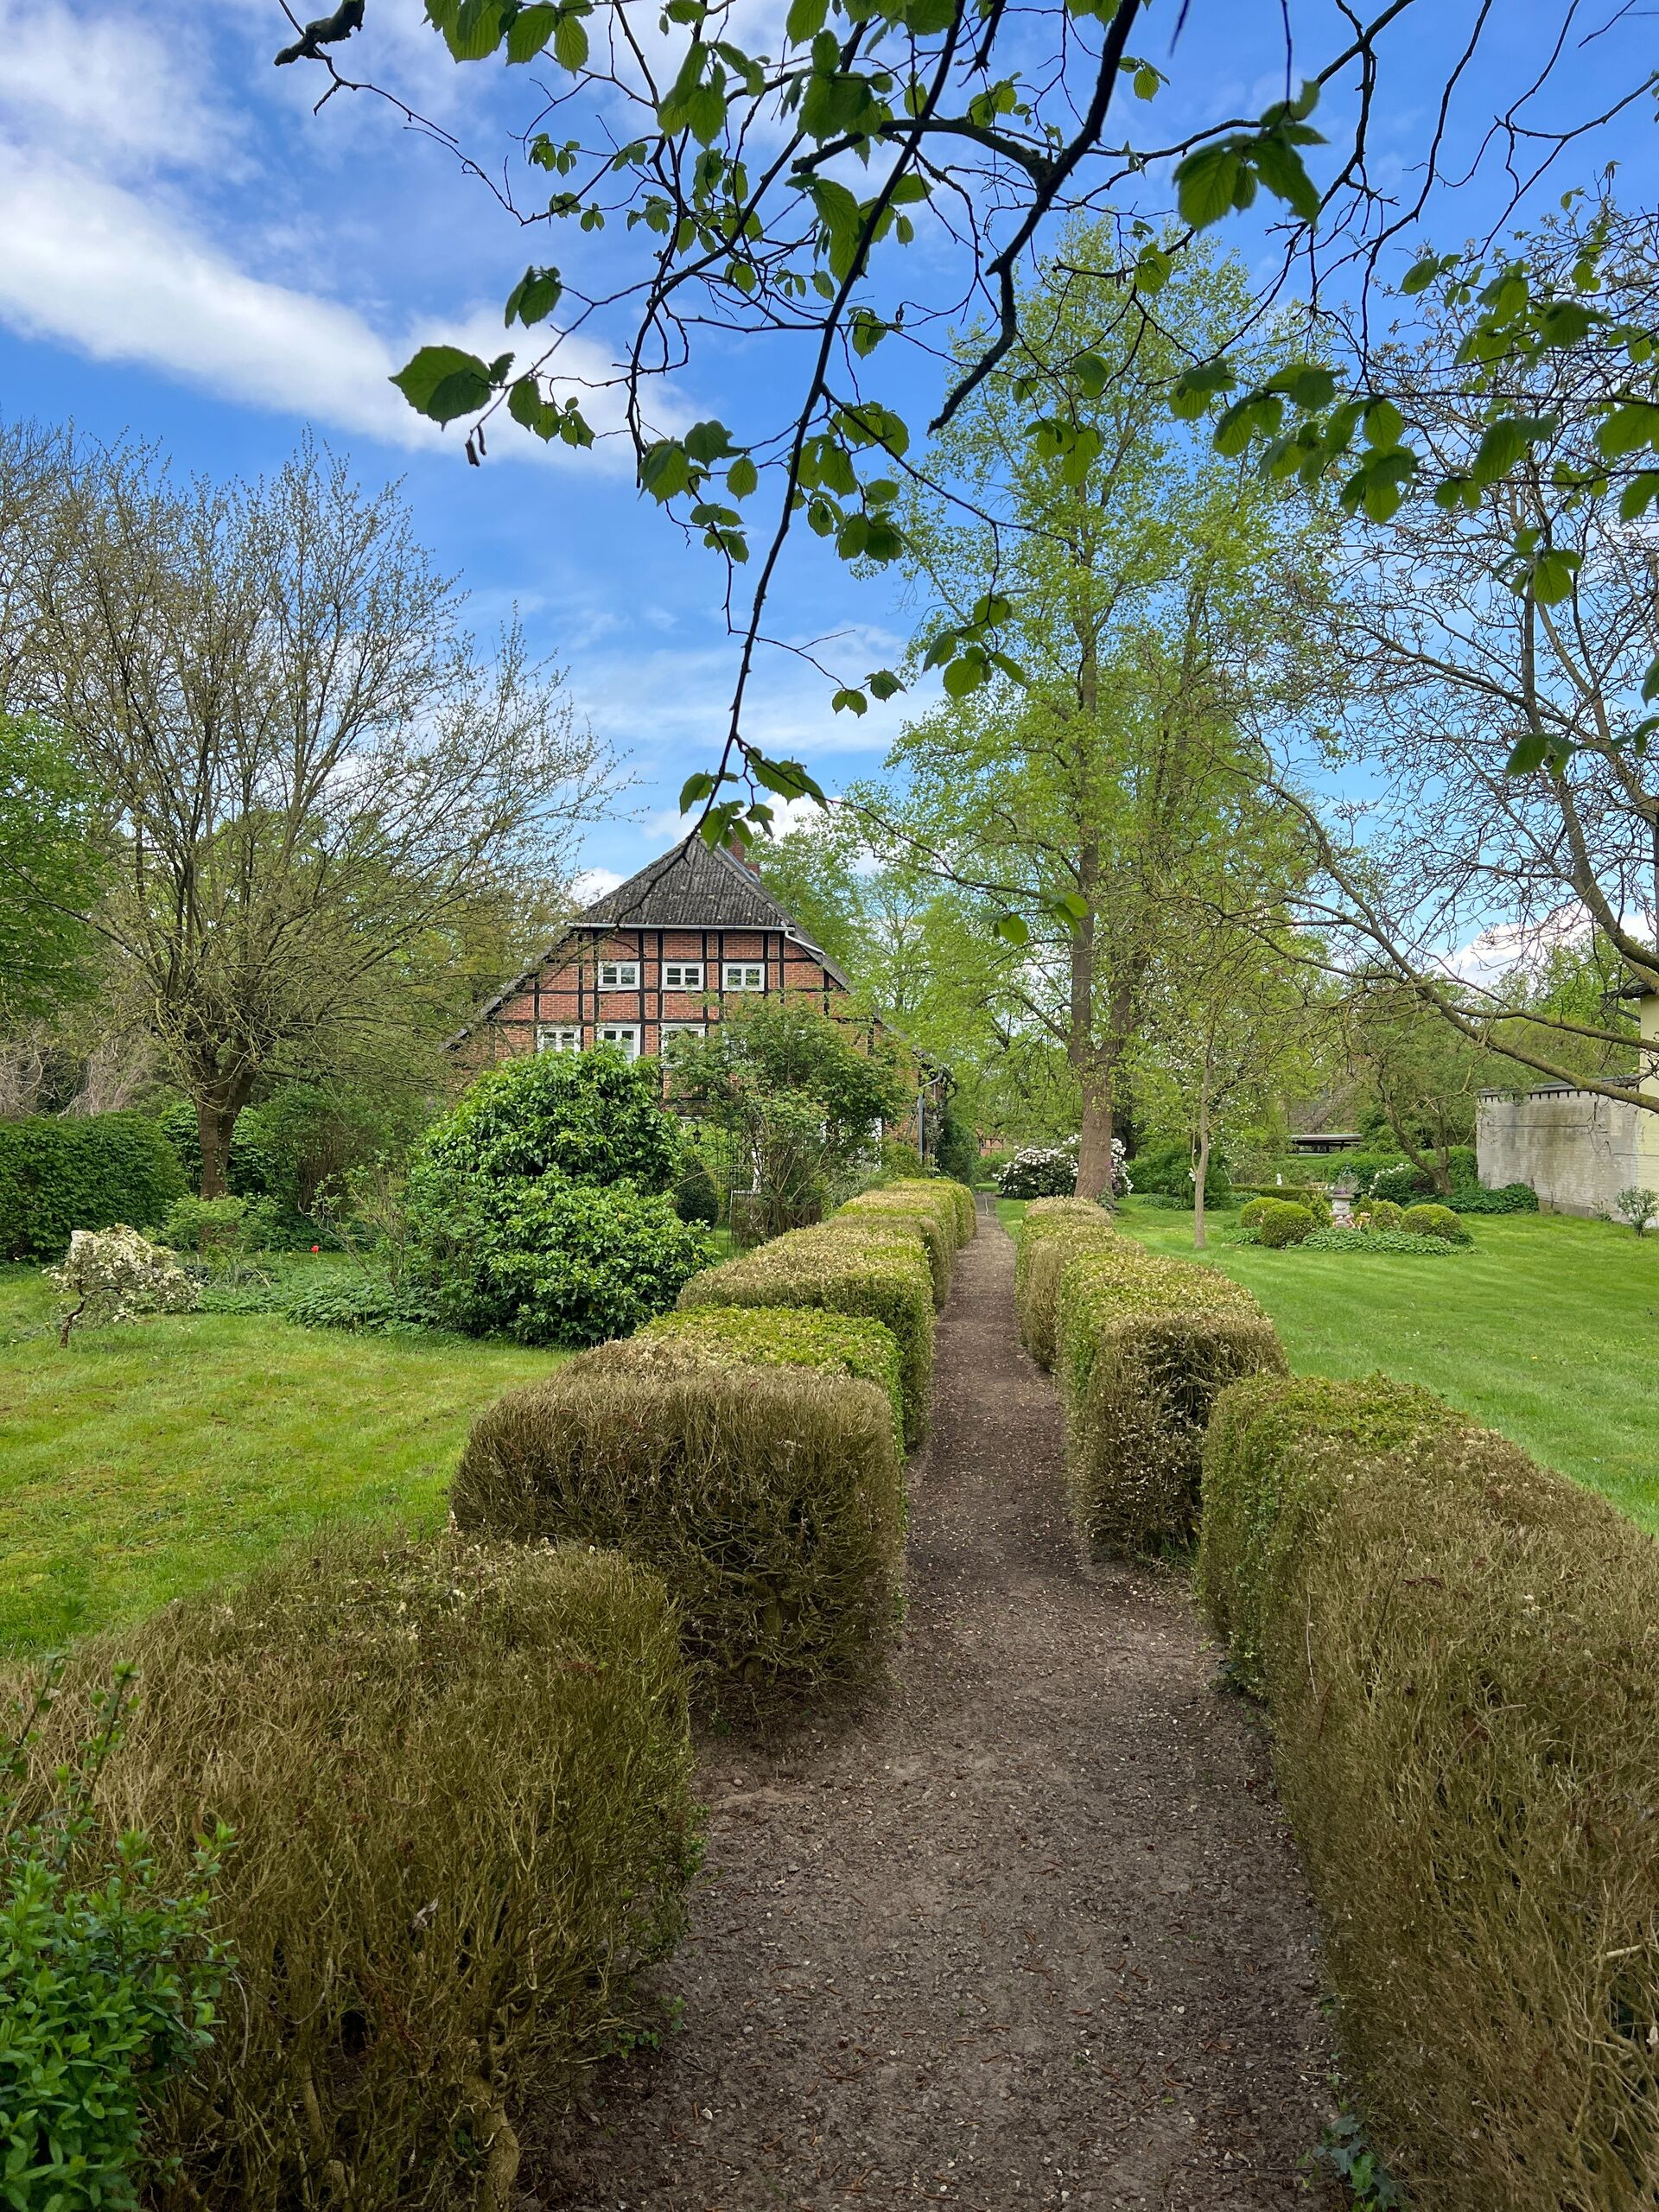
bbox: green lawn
[0,1266,557,1657]
[998,1198,1659,1534]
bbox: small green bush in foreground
[8,1532,696,2212]
[2,1667,227,2212]
[1201,1372,1659,2212]
[677,1223,934,1446]
[1054,1243,1284,1554]
[454,1359,904,1717]
[1401,1203,1472,1244]
[1251,1199,1315,1248]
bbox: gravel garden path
[529,1207,1337,2212]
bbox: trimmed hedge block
[16,1531,697,2212]
[586,1303,906,1458]
[0,1113,186,1260]
[1014,1204,1116,1369]
[454,1361,905,1714]
[677,1224,934,1446]
[1198,1371,1462,1694]
[834,1198,952,1306]
[885,1175,977,1243]
[1199,1373,1659,2211]
[1054,1246,1285,1554]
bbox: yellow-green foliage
[1198,1372,1462,1694]
[1054,1245,1285,1554]
[1014,1202,1116,1368]
[677,1224,934,1446]
[886,1176,977,1243]
[14,1531,697,2212]
[585,1303,906,1458]
[453,1361,904,1716]
[833,1199,951,1306]
[1201,1374,1659,2211]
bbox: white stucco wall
[1477,993,1659,1217]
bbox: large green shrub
[1053,1244,1285,1554]
[0,1116,186,1261]
[420,1046,681,1193]
[412,1173,709,1347]
[2,1668,227,2212]
[1199,1374,1659,2212]
[1252,1198,1315,1248]
[454,1361,904,1718]
[677,1224,934,1446]
[1126,1136,1231,1203]
[1013,1202,1116,1368]
[10,1532,697,2212]
[885,1174,976,1244]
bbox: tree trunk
[195,1082,252,1198]
[1076,1058,1116,1204]
[1192,1105,1211,1251]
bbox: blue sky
[0,0,1649,892]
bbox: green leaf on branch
[1618,472,1659,522]
[831,687,868,715]
[1471,415,1556,486]
[1169,359,1237,419]
[678,770,724,810]
[391,346,496,424]
[639,439,692,500]
[1504,734,1552,775]
[1596,404,1659,461]
[1173,144,1243,230]
[1530,547,1582,605]
[506,4,559,60]
[726,454,759,498]
[993,912,1030,947]
[505,266,564,327]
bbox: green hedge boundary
[1201,1373,1659,2209]
[677,1224,935,1446]
[834,1199,952,1306]
[0,1113,186,1260]
[1013,1202,1116,1369]
[1053,1243,1285,1554]
[14,1531,696,2212]
[454,1359,904,1716]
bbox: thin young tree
[9,436,611,1193]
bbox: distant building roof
[573,835,851,988]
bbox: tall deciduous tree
[873,245,1332,1198]
[7,436,611,1193]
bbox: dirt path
[531,1209,1336,2212]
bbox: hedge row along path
[530,1210,1338,2209]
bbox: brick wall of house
[470,925,857,1065]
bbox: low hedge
[13,1531,696,2212]
[1013,1202,1116,1369]
[1300,1227,1457,1255]
[592,1304,906,1458]
[833,1199,952,1307]
[1053,1245,1285,1554]
[1199,1372,1659,2210]
[0,1113,187,1260]
[1447,1179,1537,1214]
[1401,1201,1472,1243]
[887,1175,977,1244]
[454,1360,904,1716]
[677,1224,934,1446]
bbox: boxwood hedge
[1013,1202,1116,1369]
[833,1198,952,1306]
[11,1531,697,2212]
[1053,1244,1285,1554]
[677,1224,935,1446]
[1200,1372,1659,2211]
[882,1175,977,1244]
[454,1359,904,1717]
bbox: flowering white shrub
[995,1137,1131,1200]
[48,1225,197,1344]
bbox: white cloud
[0,149,652,461]
[0,0,229,172]
[569,864,625,903]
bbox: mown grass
[998,1199,1659,1534]
[0,1264,557,1656]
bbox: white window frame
[593,1022,640,1059]
[597,958,640,989]
[536,1025,582,1054]
[659,1021,706,1054]
[722,961,766,991]
[662,961,705,990]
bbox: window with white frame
[536,1025,582,1053]
[659,1021,706,1054]
[593,1023,640,1058]
[722,961,765,991]
[662,961,704,990]
[597,958,639,989]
